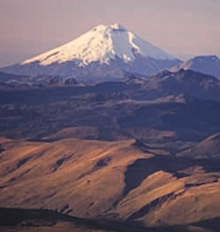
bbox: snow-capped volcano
[2,24,181,83]
[22,24,176,66]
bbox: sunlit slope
[0,138,220,227]
[0,138,151,218]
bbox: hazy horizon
[0,0,220,67]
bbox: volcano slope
[0,137,220,232]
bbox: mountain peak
[1,24,180,82]
[20,23,176,67]
[92,23,126,32]
[193,55,219,60]
[109,23,126,31]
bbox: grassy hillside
[0,137,220,230]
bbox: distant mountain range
[128,69,220,101]
[0,69,220,143]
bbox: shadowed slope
[1,207,219,232]
[179,133,220,159]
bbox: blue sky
[0,0,220,67]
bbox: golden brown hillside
[0,137,220,232]
[0,138,151,217]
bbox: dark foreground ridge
[0,207,194,232]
